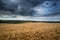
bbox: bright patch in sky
[33,1,55,16]
[10,0,20,3]
[11,0,16,2]
[33,7,53,16]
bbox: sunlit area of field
[0,22,60,40]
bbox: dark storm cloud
[0,0,34,16]
[0,0,60,16]
[0,0,20,11]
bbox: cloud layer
[0,0,60,21]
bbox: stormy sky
[0,0,60,21]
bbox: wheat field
[0,22,60,40]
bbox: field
[0,22,60,40]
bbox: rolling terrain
[0,22,60,40]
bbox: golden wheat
[0,22,60,40]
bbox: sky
[0,0,60,21]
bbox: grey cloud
[32,0,60,17]
[0,0,60,17]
